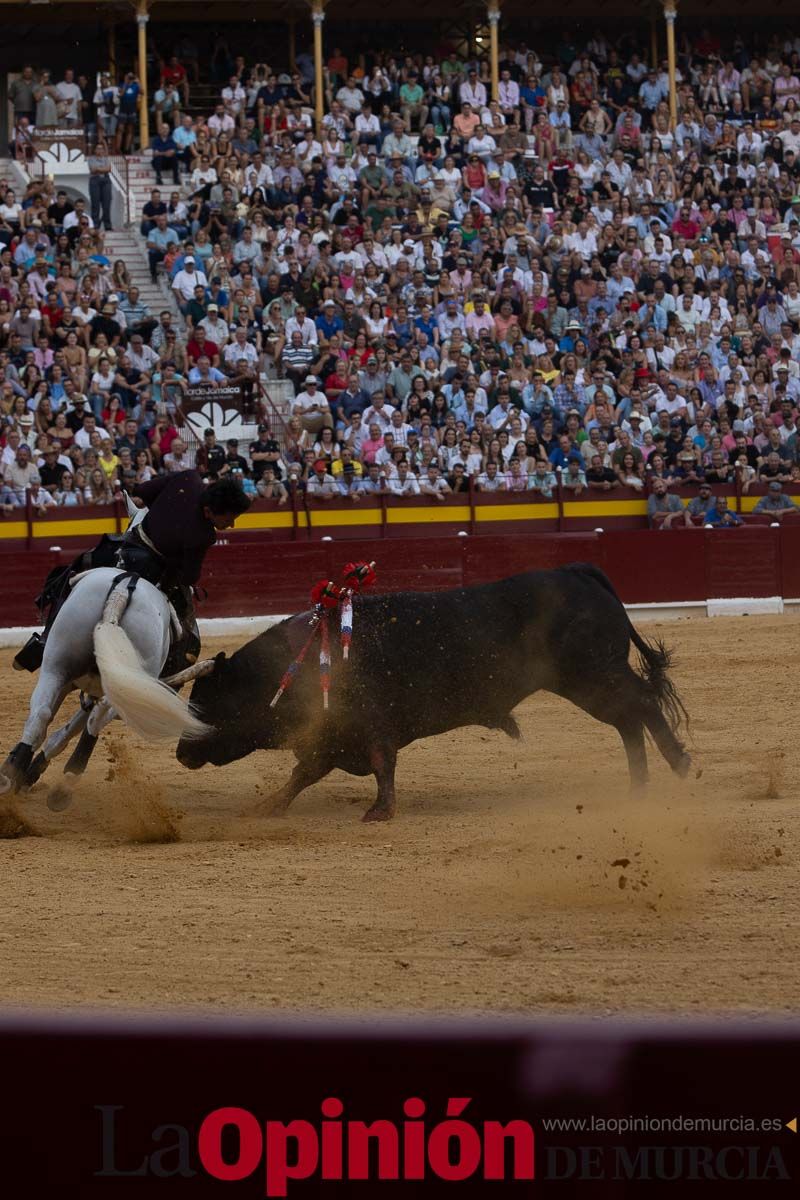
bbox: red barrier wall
[4,526,795,628]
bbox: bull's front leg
[363,744,398,822]
[254,755,333,817]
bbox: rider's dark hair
[203,477,251,516]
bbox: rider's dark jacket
[134,470,218,587]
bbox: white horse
[0,567,209,806]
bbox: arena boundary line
[4,598,794,649]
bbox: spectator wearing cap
[198,304,229,348]
[249,423,282,482]
[315,299,344,348]
[754,481,800,520]
[38,445,68,494]
[172,255,208,310]
[687,482,716,520]
[306,458,338,499]
[194,428,226,480]
[220,438,249,479]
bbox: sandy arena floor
[0,615,797,1018]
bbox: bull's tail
[627,628,689,745]
[93,590,208,742]
[562,562,689,744]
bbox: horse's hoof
[362,805,394,822]
[21,752,48,792]
[0,743,34,794]
[47,784,73,813]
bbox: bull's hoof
[674,752,692,779]
[250,794,291,818]
[362,805,395,822]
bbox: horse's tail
[93,587,208,742]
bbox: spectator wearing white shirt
[285,307,318,346]
[208,104,235,137]
[466,126,497,163]
[388,462,421,495]
[566,220,598,260]
[56,69,82,126]
[293,376,333,434]
[63,199,93,231]
[223,329,258,373]
[336,78,364,115]
[221,77,246,114]
[199,307,230,346]
[498,70,520,116]
[243,155,274,195]
[459,70,487,110]
[362,394,394,434]
[418,462,451,499]
[172,256,208,307]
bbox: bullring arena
[1,612,796,1016]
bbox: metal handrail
[256,377,291,452]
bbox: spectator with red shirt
[186,326,219,368]
[161,56,190,107]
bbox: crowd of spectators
[5,27,800,525]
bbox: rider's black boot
[13,634,44,673]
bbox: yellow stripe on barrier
[308,508,383,527]
[562,499,648,518]
[0,521,29,539]
[476,503,559,521]
[235,510,295,530]
[387,505,472,524]
[31,518,118,539]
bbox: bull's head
[176,621,314,770]
[176,649,282,769]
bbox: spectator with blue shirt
[115,72,141,155]
[145,214,179,283]
[704,495,743,527]
[151,123,180,186]
[315,299,344,347]
[549,434,584,470]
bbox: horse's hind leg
[0,670,70,794]
[24,705,92,790]
[64,700,115,778]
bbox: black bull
[176,564,691,821]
